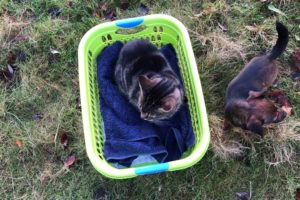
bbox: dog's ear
[247,115,263,137]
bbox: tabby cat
[114,39,184,122]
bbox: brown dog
[224,22,289,136]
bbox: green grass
[0,0,300,199]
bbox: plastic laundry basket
[78,14,210,179]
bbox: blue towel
[97,41,195,166]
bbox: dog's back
[225,22,289,102]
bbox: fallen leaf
[48,7,62,17]
[33,113,43,121]
[267,4,286,16]
[291,71,300,81]
[0,65,15,81]
[99,2,108,12]
[17,50,26,62]
[7,65,14,75]
[104,9,116,20]
[50,49,61,55]
[120,0,129,10]
[49,49,61,63]
[138,3,149,15]
[60,133,68,148]
[292,49,300,71]
[245,25,259,32]
[92,11,99,18]
[218,22,227,32]
[235,192,250,200]
[67,0,73,7]
[15,139,22,147]
[7,51,17,64]
[64,155,76,168]
[93,188,108,199]
[296,188,300,200]
[76,97,81,110]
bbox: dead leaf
[50,49,60,55]
[104,9,116,20]
[93,188,108,199]
[291,71,300,81]
[218,22,227,32]
[92,11,99,18]
[60,133,68,148]
[33,113,43,121]
[120,0,129,10]
[76,97,81,110]
[0,65,15,81]
[296,188,300,200]
[67,0,73,7]
[17,50,26,62]
[138,3,149,15]
[292,49,300,71]
[7,65,14,75]
[15,139,22,147]
[99,2,108,12]
[48,7,62,18]
[64,155,76,169]
[7,51,17,64]
[235,192,250,200]
[49,49,60,64]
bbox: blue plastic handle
[115,17,144,28]
[134,163,169,175]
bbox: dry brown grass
[209,113,300,165]
[0,14,31,48]
[189,29,248,64]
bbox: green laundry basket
[78,14,210,179]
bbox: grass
[0,0,299,199]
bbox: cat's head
[137,75,183,122]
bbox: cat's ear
[138,75,156,91]
[161,99,175,112]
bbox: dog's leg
[223,117,231,131]
[247,89,267,100]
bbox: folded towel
[97,41,195,167]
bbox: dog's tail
[268,21,289,60]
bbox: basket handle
[134,163,169,175]
[115,17,144,28]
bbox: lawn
[0,0,300,199]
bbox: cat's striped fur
[114,39,184,122]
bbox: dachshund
[224,22,289,136]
